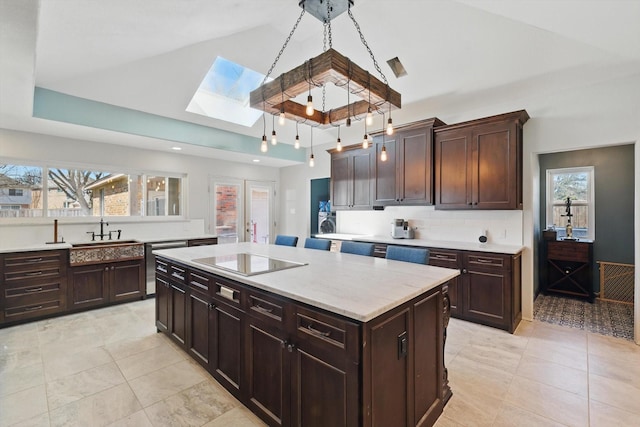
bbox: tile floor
[0,299,638,426]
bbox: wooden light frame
[250,48,401,128]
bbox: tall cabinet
[372,118,445,206]
[328,146,374,210]
[434,110,529,210]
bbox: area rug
[534,294,634,341]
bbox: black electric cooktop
[192,253,306,276]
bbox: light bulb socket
[346,118,351,127]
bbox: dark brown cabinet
[69,259,144,310]
[1,250,67,324]
[155,256,449,427]
[544,240,594,302]
[328,145,374,210]
[434,110,528,210]
[372,118,444,206]
[428,249,462,317]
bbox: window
[546,167,595,239]
[0,162,185,219]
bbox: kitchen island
[154,242,459,427]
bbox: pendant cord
[261,8,306,85]
[347,7,388,85]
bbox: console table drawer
[547,241,590,262]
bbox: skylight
[186,56,267,127]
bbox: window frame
[0,158,187,222]
[546,166,595,239]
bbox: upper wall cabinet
[372,118,445,207]
[434,110,529,210]
[328,145,374,210]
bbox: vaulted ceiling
[2,0,640,166]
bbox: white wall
[0,129,280,245]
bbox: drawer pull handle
[157,266,167,273]
[307,324,331,337]
[218,285,235,301]
[254,303,274,314]
[171,272,184,280]
[25,271,43,276]
[476,259,494,264]
[25,287,43,293]
[26,258,43,263]
[25,305,43,311]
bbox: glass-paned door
[209,178,274,244]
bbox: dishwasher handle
[149,241,189,250]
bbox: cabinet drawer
[428,249,460,268]
[4,281,65,307]
[4,251,65,271]
[247,289,287,326]
[466,253,510,270]
[169,264,187,284]
[156,259,169,276]
[189,271,211,293]
[4,299,65,321]
[4,266,63,283]
[188,238,218,246]
[211,277,243,307]
[547,241,590,262]
[294,305,359,359]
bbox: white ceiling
[2,0,640,166]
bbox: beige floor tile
[144,380,237,426]
[0,328,40,353]
[513,319,536,337]
[589,398,640,427]
[37,310,93,333]
[433,414,465,427]
[0,360,44,397]
[587,332,640,364]
[8,411,50,427]
[39,328,105,357]
[43,346,114,381]
[588,352,640,389]
[515,354,588,396]
[504,376,588,427]
[105,333,166,361]
[49,383,142,427]
[492,402,566,427]
[115,340,185,381]
[128,360,208,407]
[530,322,588,352]
[0,346,42,374]
[523,336,588,371]
[106,409,153,427]
[46,361,126,410]
[441,386,502,427]
[589,372,640,416]
[0,384,48,426]
[202,406,268,427]
[448,353,514,400]
[453,341,522,374]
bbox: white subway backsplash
[337,206,522,245]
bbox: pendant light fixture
[362,114,369,149]
[261,114,268,153]
[365,72,373,126]
[336,125,342,151]
[380,113,388,161]
[386,101,394,135]
[306,61,314,116]
[271,115,277,145]
[309,126,315,167]
[278,76,286,126]
[294,122,301,149]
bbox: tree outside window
[546,166,595,239]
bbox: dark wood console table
[545,239,594,302]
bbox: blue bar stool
[340,241,375,257]
[386,245,429,265]
[274,235,299,247]
[304,238,331,251]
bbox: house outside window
[546,166,595,239]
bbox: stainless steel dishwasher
[145,240,188,295]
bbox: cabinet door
[351,150,373,209]
[210,300,243,396]
[155,276,170,333]
[169,282,187,346]
[462,253,512,330]
[110,260,144,302]
[68,264,109,310]
[472,121,518,209]
[373,136,398,204]
[435,128,472,209]
[428,249,461,317]
[187,289,211,369]
[399,127,432,204]
[330,153,350,209]
[245,317,289,427]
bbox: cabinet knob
[287,344,295,353]
[462,268,468,274]
[468,202,473,206]
[208,302,215,310]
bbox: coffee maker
[391,219,414,239]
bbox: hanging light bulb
[294,122,300,149]
[336,125,342,151]
[386,117,394,135]
[306,94,314,116]
[381,145,388,161]
[271,115,277,145]
[278,109,286,126]
[366,107,373,126]
[362,134,369,149]
[309,153,315,167]
[278,76,286,126]
[261,135,268,152]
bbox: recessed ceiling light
[171,146,182,151]
[252,159,260,163]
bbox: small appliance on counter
[391,218,415,239]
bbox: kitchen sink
[69,240,144,266]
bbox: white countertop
[155,242,459,323]
[315,233,524,255]
[0,234,218,253]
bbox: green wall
[538,144,635,294]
